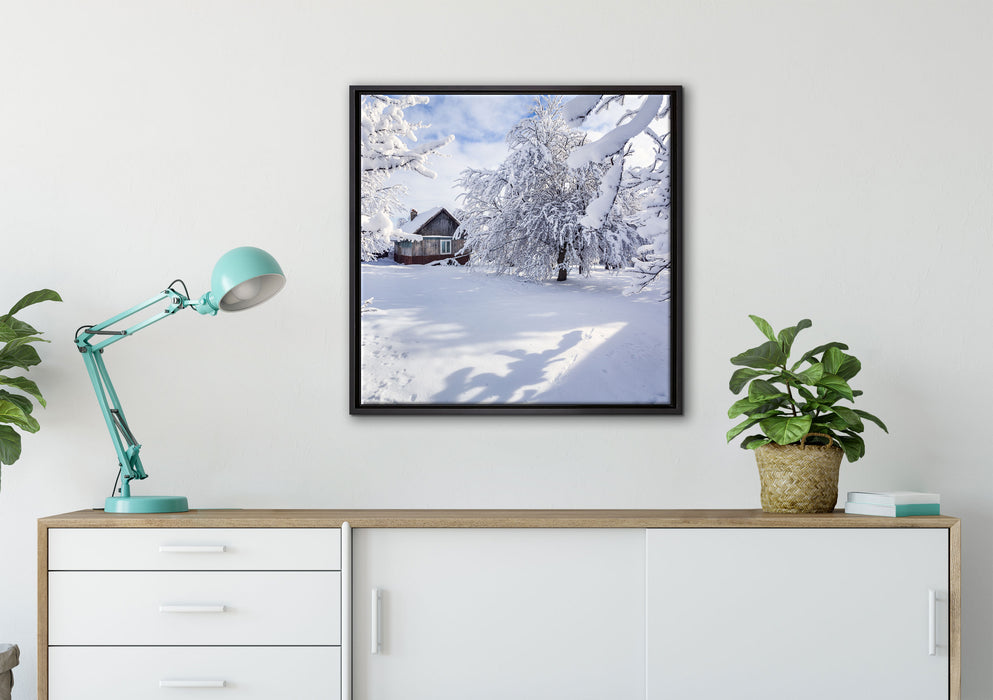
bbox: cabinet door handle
[159,545,226,553]
[371,588,382,655]
[928,588,937,656]
[159,604,227,613]
[159,680,226,688]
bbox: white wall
[0,0,989,697]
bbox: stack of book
[845,491,940,517]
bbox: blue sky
[378,92,669,221]
[385,94,541,217]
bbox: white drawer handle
[371,587,382,655]
[159,545,227,553]
[159,604,227,614]
[160,680,226,688]
[928,588,937,656]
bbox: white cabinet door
[646,528,949,700]
[352,528,645,700]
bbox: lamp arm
[74,286,210,492]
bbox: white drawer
[49,571,341,645]
[48,527,340,570]
[48,646,340,699]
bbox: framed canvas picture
[350,86,682,415]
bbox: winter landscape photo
[351,87,682,413]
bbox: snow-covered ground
[360,261,671,405]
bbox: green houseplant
[0,289,61,489]
[727,315,887,512]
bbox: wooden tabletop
[38,508,960,529]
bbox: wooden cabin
[393,207,468,265]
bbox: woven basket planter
[754,434,844,513]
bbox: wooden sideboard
[39,509,961,699]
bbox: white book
[845,501,940,517]
[846,491,940,506]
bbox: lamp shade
[210,246,285,312]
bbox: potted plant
[0,289,61,489]
[727,315,887,513]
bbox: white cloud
[369,92,672,221]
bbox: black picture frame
[350,85,683,415]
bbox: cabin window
[440,239,452,255]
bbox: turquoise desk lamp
[74,247,285,514]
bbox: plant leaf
[749,315,777,342]
[0,344,41,372]
[0,320,19,344]
[853,409,888,433]
[816,373,854,402]
[727,411,779,442]
[0,424,21,465]
[747,379,784,403]
[731,340,787,370]
[795,362,824,386]
[777,319,812,357]
[835,433,865,462]
[740,434,772,450]
[0,376,45,407]
[836,354,861,381]
[759,414,813,445]
[795,341,849,368]
[0,317,38,338]
[0,391,33,416]
[0,399,40,433]
[1,335,48,353]
[831,405,864,431]
[728,396,766,419]
[729,368,766,394]
[4,289,62,318]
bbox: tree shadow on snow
[433,330,584,403]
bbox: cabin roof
[399,207,459,236]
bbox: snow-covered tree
[456,97,639,282]
[359,95,453,261]
[624,131,672,295]
[564,94,673,295]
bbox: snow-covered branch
[358,94,454,260]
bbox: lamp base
[105,495,189,514]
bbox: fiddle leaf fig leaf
[0,391,33,416]
[854,409,888,433]
[0,398,40,433]
[759,414,813,445]
[817,373,854,402]
[836,433,866,462]
[0,320,19,344]
[794,341,849,369]
[729,368,766,394]
[726,412,777,442]
[740,434,772,450]
[795,362,824,385]
[728,396,766,419]
[0,376,45,407]
[0,425,21,465]
[1,335,48,352]
[0,317,38,338]
[831,405,864,430]
[4,289,62,318]
[835,353,861,381]
[747,379,783,403]
[0,344,41,372]
[731,340,787,370]
[749,315,777,342]
[777,319,812,356]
